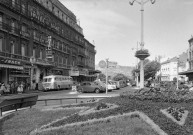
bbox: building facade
[179,37,193,81]
[158,53,188,82]
[0,0,96,91]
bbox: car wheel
[78,88,83,93]
[95,88,100,93]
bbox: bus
[42,75,73,91]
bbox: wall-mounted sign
[0,57,21,65]
[98,60,106,68]
[46,36,53,59]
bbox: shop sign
[0,57,21,65]
[108,61,117,68]
[69,70,79,76]
[79,70,86,76]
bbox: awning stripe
[0,64,23,70]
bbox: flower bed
[78,102,118,116]
[161,107,188,126]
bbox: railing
[37,97,97,106]
[0,97,103,116]
[77,61,85,66]
[0,52,30,62]
[0,101,36,116]
[20,31,30,38]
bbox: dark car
[77,81,106,93]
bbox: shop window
[0,37,2,52]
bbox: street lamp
[132,42,139,87]
[129,0,155,88]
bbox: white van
[42,75,73,91]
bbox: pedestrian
[5,83,11,95]
[17,83,23,94]
[0,82,6,95]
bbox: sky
[60,0,193,67]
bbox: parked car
[77,81,106,93]
[110,81,120,89]
[108,81,117,90]
[94,81,112,92]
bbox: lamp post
[132,42,139,87]
[129,0,155,88]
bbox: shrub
[95,102,108,110]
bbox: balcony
[0,52,30,62]
[20,31,30,38]
[33,36,40,43]
[77,61,85,67]
[0,1,21,13]
[78,50,86,57]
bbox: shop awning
[0,64,23,70]
[179,70,193,75]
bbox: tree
[144,60,160,80]
[98,73,106,81]
[113,73,128,81]
[132,59,160,81]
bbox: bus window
[47,78,52,82]
[43,78,52,82]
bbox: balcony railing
[0,22,20,35]
[0,52,30,62]
[77,61,85,66]
[78,50,85,57]
[20,31,30,38]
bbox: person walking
[5,83,11,95]
[17,83,24,94]
[0,82,6,95]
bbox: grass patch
[0,108,81,135]
[32,112,159,135]
[35,97,193,135]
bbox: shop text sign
[0,57,21,65]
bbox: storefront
[0,57,32,93]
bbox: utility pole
[105,58,109,94]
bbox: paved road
[34,86,137,106]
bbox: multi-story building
[158,52,188,82]
[0,0,96,91]
[179,37,193,81]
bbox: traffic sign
[98,60,106,68]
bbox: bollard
[60,99,62,104]
[45,100,47,106]
[76,98,77,103]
